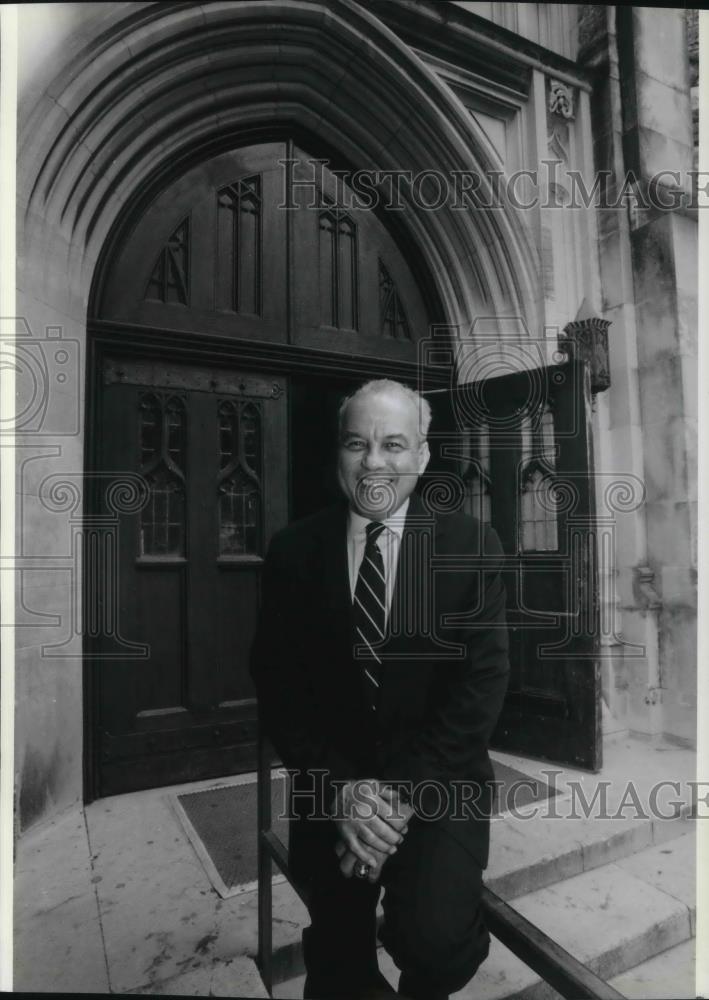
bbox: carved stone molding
[548,79,575,120]
[560,316,611,394]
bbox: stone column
[578,7,697,745]
[620,7,697,745]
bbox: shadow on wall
[19,745,65,832]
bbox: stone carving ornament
[548,79,575,120]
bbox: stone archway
[20,1,540,331]
[15,0,540,825]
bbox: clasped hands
[333,779,413,884]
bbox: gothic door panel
[94,357,287,795]
[426,358,601,770]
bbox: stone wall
[454,2,579,60]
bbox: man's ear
[418,440,431,475]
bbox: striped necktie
[353,521,387,710]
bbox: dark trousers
[296,817,490,999]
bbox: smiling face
[337,387,430,519]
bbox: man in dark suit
[251,379,509,999]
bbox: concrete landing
[13,807,110,994]
[14,770,310,995]
[126,955,269,997]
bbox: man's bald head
[338,380,431,445]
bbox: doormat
[492,760,558,814]
[172,772,290,899]
[173,762,556,898]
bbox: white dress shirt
[346,497,410,623]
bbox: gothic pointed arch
[20,0,540,338]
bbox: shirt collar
[348,496,410,541]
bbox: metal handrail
[481,887,625,1000]
[256,735,625,999]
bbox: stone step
[275,830,695,999]
[277,940,699,1000]
[266,810,694,986]
[483,775,695,903]
[608,939,696,999]
[266,737,697,991]
[429,833,695,1000]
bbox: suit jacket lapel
[378,493,452,718]
[315,502,375,718]
[318,501,352,618]
[387,491,438,652]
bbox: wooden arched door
[88,141,435,796]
